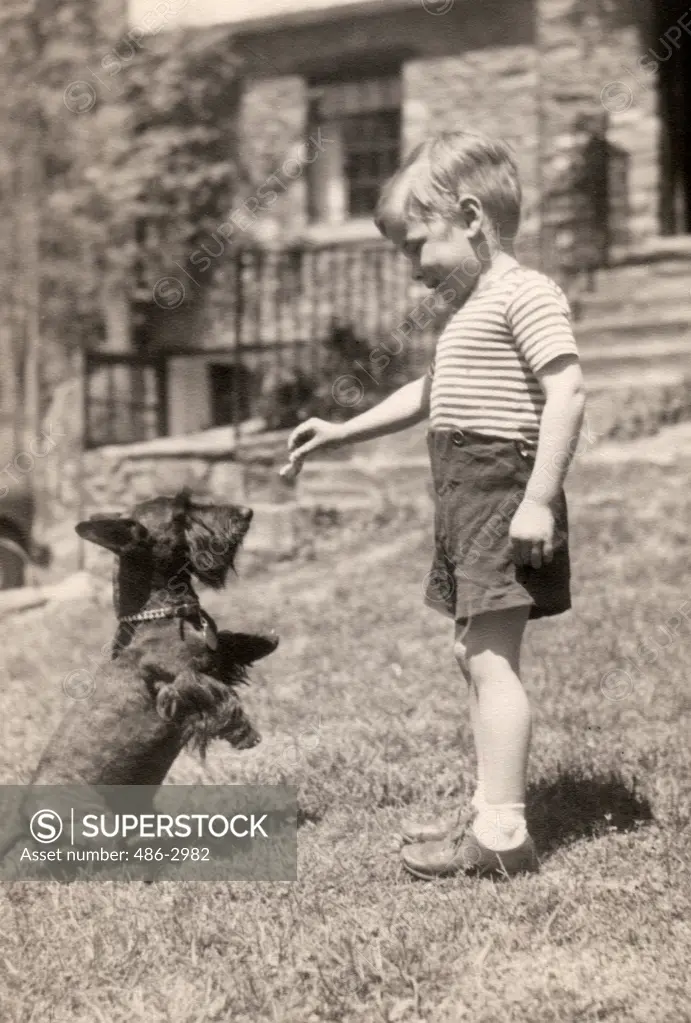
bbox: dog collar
[118,603,218,650]
[119,604,199,623]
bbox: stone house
[112,0,691,445]
[37,0,691,573]
[222,0,689,247]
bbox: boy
[286,131,585,878]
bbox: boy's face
[395,215,481,295]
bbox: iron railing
[84,240,441,448]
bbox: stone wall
[237,75,309,239]
[237,0,540,252]
[149,0,544,368]
[142,0,668,357]
[35,377,303,579]
[35,372,425,582]
[235,0,660,260]
[407,45,540,241]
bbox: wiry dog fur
[0,489,277,871]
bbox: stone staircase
[570,243,691,389]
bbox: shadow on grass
[297,807,323,828]
[527,768,653,857]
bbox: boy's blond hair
[376,131,522,242]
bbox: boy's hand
[287,418,344,463]
[509,498,555,569]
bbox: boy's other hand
[509,498,555,569]
[288,418,343,462]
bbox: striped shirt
[428,264,579,447]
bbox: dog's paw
[217,631,279,666]
[223,708,261,750]
[230,727,262,751]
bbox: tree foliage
[82,27,246,297]
[0,1,244,393]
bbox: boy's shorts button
[452,431,465,446]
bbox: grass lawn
[1,446,690,1023]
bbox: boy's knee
[463,633,510,686]
[464,647,491,686]
[454,625,488,681]
[453,637,470,680]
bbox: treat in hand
[279,459,302,481]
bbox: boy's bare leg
[457,606,531,848]
[457,647,486,812]
[399,606,526,845]
[467,680,486,812]
[401,604,539,876]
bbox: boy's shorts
[425,429,571,624]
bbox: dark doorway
[208,362,253,427]
[656,2,691,234]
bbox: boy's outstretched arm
[288,372,431,463]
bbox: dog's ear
[75,517,150,554]
[217,631,279,666]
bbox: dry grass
[1,449,691,1023]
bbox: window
[307,71,401,223]
[84,353,167,448]
[342,109,401,217]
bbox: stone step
[574,277,691,320]
[567,252,691,320]
[585,366,687,392]
[590,257,691,290]
[583,353,689,382]
[576,316,690,351]
[579,342,690,389]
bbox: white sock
[472,803,527,851]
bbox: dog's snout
[238,507,253,523]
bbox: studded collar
[115,601,218,654]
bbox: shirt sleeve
[505,276,579,374]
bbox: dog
[0,489,278,874]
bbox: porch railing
[206,241,433,348]
[84,240,442,449]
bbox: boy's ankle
[472,803,527,852]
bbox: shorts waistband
[427,428,536,457]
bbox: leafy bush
[86,28,245,299]
[256,318,430,429]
